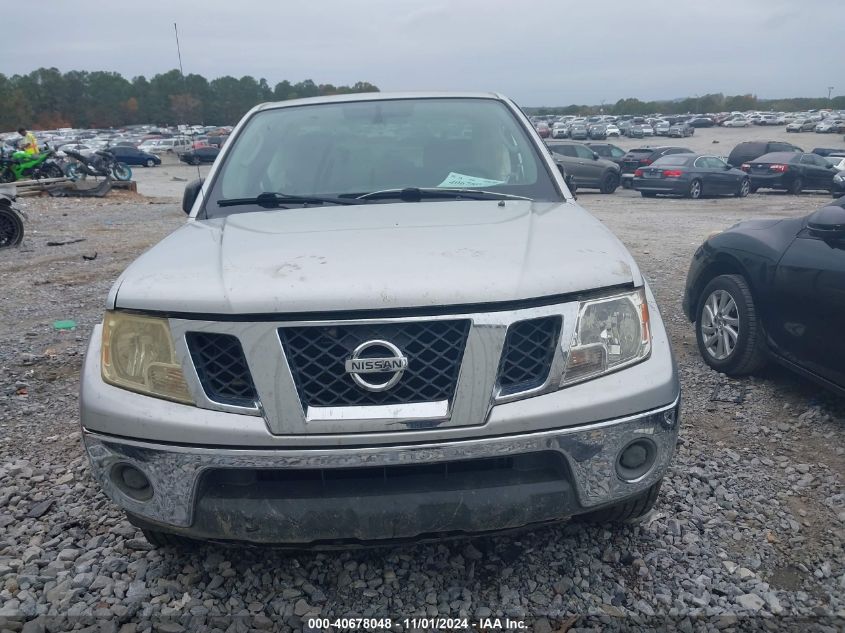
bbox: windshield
[204,97,559,217]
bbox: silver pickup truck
[80,92,680,546]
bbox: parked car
[569,123,588,140]
[683,202,845,395]
[586,142,626,167]
[815,118,843,133]
[551,122,568,139]
[108,146,161,167]
[786,119,816,132]
[758,115,779,126]
[633,154,750,199]
[604,124,621,138]
[588,124,607,140]
[727,141,802,167]
[150,137,192,154]
[741,152,837,194]
[535,122,551,138]
[687,117,715,128]
[79,92,679,546]
[811,147,845,157]
[722,117,749,128]
[546,141,621,193]
[825,156,845,171]
[619,146,694,187]
[654,121,671,136]
[178,146,220,165]
[668,122,694,138]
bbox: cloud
[3,0,841,105]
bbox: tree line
[0,68,380,130]
[527,92,845,117]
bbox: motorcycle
[63,149,132,182]
[0,192,26,248]
[0,148,65,183]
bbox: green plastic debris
[53,320,77,330]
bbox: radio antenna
[173,23,203,190]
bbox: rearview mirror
[807,206,845,238]
[182,178,204,215]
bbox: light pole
[828,86,835,101]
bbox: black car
[633,154,750,199]
[812,147,845,158]
[619,146,693,187]
[108,146,160,167]
[179,146,220,165]
[688,117,715,128]
[741,152,837,194]
[727,140,802,167]
[683,202,845,395]
[546,141,621,193]
[586,142,626,168]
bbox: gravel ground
[0,125,843,632]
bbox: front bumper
[84,398,679,543]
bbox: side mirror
[593,152,600,160]
[724,165,732,170]
[807,206,845,239]
[182,178,204,215]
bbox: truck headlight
[101,311,193,404]
[562,288,651,385]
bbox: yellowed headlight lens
[101,311,193,404]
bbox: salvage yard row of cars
[0,123,230,168]
[534,108,845,140]
[546,139,845,197]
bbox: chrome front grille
[278,320,471,407]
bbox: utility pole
[827,86,834,101]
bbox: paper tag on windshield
[437,172,506,188]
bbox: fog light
[616,439,656,481]
[620,443,648,469]
[111,464,153,501]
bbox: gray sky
[5,0,840,106]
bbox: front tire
[578,480,662,523]
[0,207,24,248]
[146,159,156,168]
[112,163,132,181]
[141,529,197,549]
[39,163,65,179]
[788,177,803,195]
[735,178,750,198]
[687,178,702,199]
[695,274,767,375]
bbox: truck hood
[113,200,641,314]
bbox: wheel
[0,207,24,248]
[788,177,803,195]
[695,274,767,375]
[578,480,662,523]
[146,159,155,168]
[141,529,197,549]
[599,172,619,194]
[192,156,201,166]
[38,163,65,179]
[0,166,14,183]
[641,191,657,198]
[112,163,132,181]
[686,179,702,199]
[735,178,750,198]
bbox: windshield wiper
[354,187,532,202]
[218,192,362,208]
